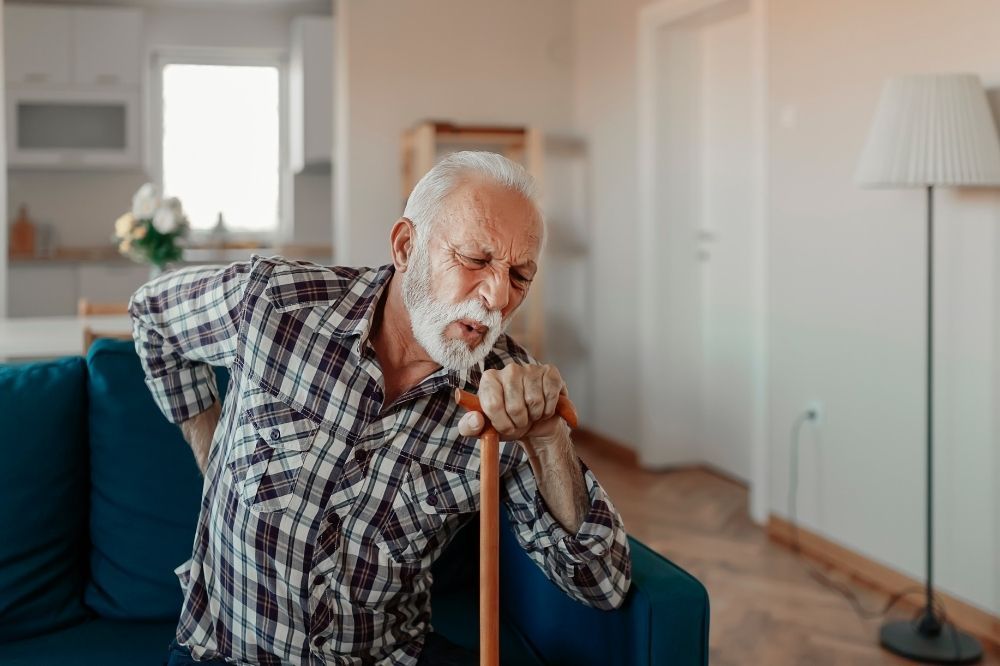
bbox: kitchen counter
[0,314,132,361]
[6,243,336,318]
[9,244,334,266]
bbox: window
[159,61,282,234]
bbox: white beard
[401,245,508,371]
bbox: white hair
[402,150,543,248]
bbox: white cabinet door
[290,15,333,172]
[7,88,142,169]
[4,5,73,87]
[72,7,142,88]
[8,265,78,317]
[78,264,151,305]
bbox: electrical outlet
[805,400,824,425]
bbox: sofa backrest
[0,356,90,644]
[84,338,229,621]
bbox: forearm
[524,420,589,533]
[179,400,222,474]
[505,441,633,610]
[129,260,251,424]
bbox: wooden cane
[454,389,579,666]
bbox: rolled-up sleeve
[128,259,254,424]
[501,456,632,610]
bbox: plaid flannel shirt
[128,255,631,665]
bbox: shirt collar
[320,263,395,343]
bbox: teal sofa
[0,339,709,665]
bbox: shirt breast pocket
[377,460,480,566]
[227,394,320,514]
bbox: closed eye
[458,253,489,267]
[511,272,532,288]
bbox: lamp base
[880,612,983,664]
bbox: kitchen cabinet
[5,4,143,169]
[7,88,141,168]
[9,264,149,317]
[5,4,142,89]
[289,15,333,173]
[78,264,151,305]
[8,265,79,317]
[72,7,143,88]
[4,5,73,87]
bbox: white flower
[152,196,189,235]
[152,205,180,234]
[114,212,135,238]
[132,183,160,219]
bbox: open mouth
[457,319,488,336]
[451,319,489,347]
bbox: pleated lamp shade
[856,73,1000,187]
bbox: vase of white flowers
[112,183,190,277]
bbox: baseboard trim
[574,427,640,468]
[767,515,1000,648]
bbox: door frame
[636,0,770,523]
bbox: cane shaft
[479,428,500,666]
[456,387,578,666]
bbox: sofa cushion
[84,339,229,620]
[0,618,176,666]
[0,356,90,644]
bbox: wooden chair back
[79,299,133,353]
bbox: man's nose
[480,272,510,313]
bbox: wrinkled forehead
[432,179,543,261]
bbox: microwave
[6,88,141,169]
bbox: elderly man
[130,151,631,666]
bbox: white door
[698,8,755,483]
[641,0,760,485]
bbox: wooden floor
[575,434,1000,666]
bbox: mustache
[441,300,502,330]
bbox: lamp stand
[878,186,983,664]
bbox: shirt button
[426,493,438,506]
[315,636,327,647]
[327,513,341,530]
[312,575,324,586]
[269,429,280,441]
[354,449,367,465]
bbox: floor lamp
[856,73,1000,664]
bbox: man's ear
[389,218,415,271]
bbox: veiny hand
[457,363,568,442]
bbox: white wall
[574,0,1000,616]
[5,3,331,249]
[767,0,1000,617]
[334,0,575,268]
